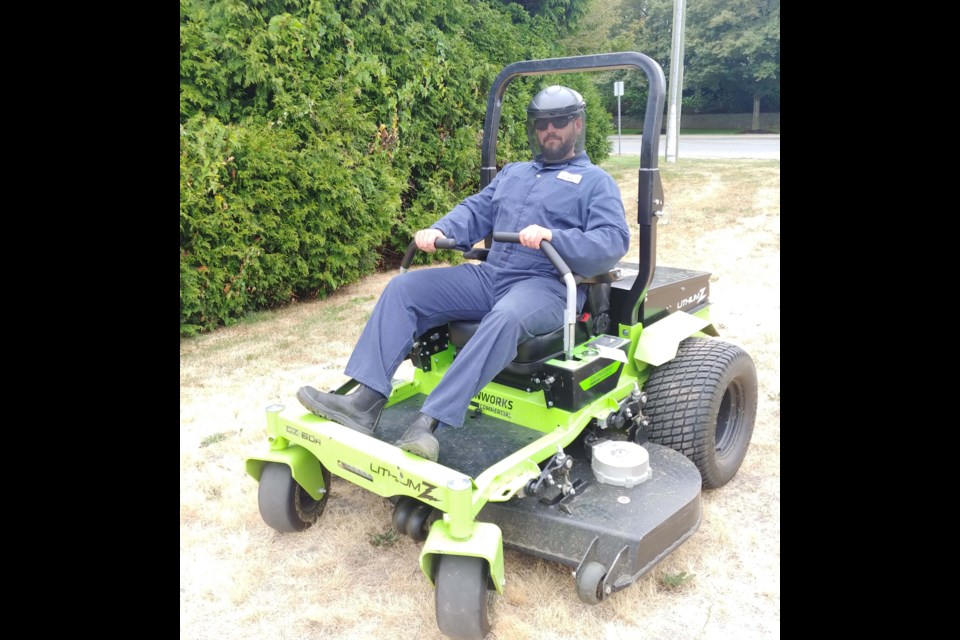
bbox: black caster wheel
[575,561,607,605]
[392,497,418,534]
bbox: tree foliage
[571,0,780,117]
[641,0,779,114]
[180,0,608,335]
[497,0,590,28]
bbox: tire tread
[643,338,758,489]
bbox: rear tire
[258,462,330,532]
[643,338,758,489]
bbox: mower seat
[448,270,620,376]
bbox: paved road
[607,134,780,160]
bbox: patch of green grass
[611,128,750,135]
[680,128,741,135]
[598,155,642,180]
[299,295,377,329]
[238,309,278,325]
[599,155,767,182]
[369,527,401,548]
[200,432,229,447]
[326,295,376,320]
[659,571,695,590]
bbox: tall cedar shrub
[180,0,600,334]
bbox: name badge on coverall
[557,170,582,185]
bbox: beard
[540,135,575,163]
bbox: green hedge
[180,0,605,335]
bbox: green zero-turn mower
[246,52,758,640]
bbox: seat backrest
[576,269,620,337]
[446,275,617,363]
[581,282,612,336]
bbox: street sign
[614,82,624,155]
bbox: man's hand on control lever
[417,225,553,252]
[518,224,553,249]
[415,228,445,252]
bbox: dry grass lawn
[180,157,780,640]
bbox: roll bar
[480,52,666,328]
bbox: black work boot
[397,413,440,462]
[296,384,387,435]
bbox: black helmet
[526,86,587,162]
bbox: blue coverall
[344,151,629,427]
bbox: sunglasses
[534,115,575,131]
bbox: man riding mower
[246,52,758,640]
